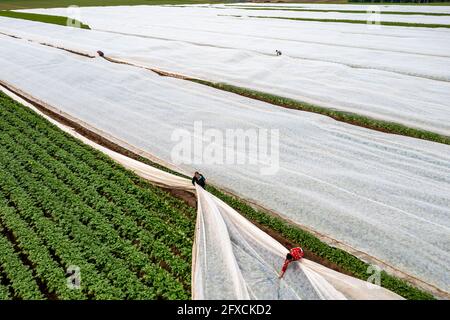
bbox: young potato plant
[0,93,194,299]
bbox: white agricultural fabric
[0,35,449,295]
[11,4,450,135]
[1,87,402,299]
[193,184,402,300]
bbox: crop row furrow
[39,140,193,251]
[0,102,195,225]
[0,104,194,248]
[0,95,193,299]
[0,157,125,299]
[0,131,190,296]
[0,127,192,284]
[0,147,164,299]
[0,193,87,300]
[0,283,11,300]
[0,267,14,300]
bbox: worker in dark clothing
[192,171,206,189]
[279,247,304,279]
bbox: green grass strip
[0,91,193,299]
[0,283,11,300]
[189,80,450,146]
[0,11,90,29]
[247,14,450,28]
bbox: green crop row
[0,11,90,29]
[0,109,194,256]
[0,273,12,300]
[0,133,190,296]
[0,129,185,298]
[0,94,195,236]
[0,195,89,300]
[0,225,43,300]
[0,92,194,299]
[0,158,128,299]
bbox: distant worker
[275,50,282,56]
[192,171,206,189]
[97,50,104,57]
[279,247,304,279]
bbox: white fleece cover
[0,36,448,294]
[10,4,450,135]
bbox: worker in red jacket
[279,247,304,279]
